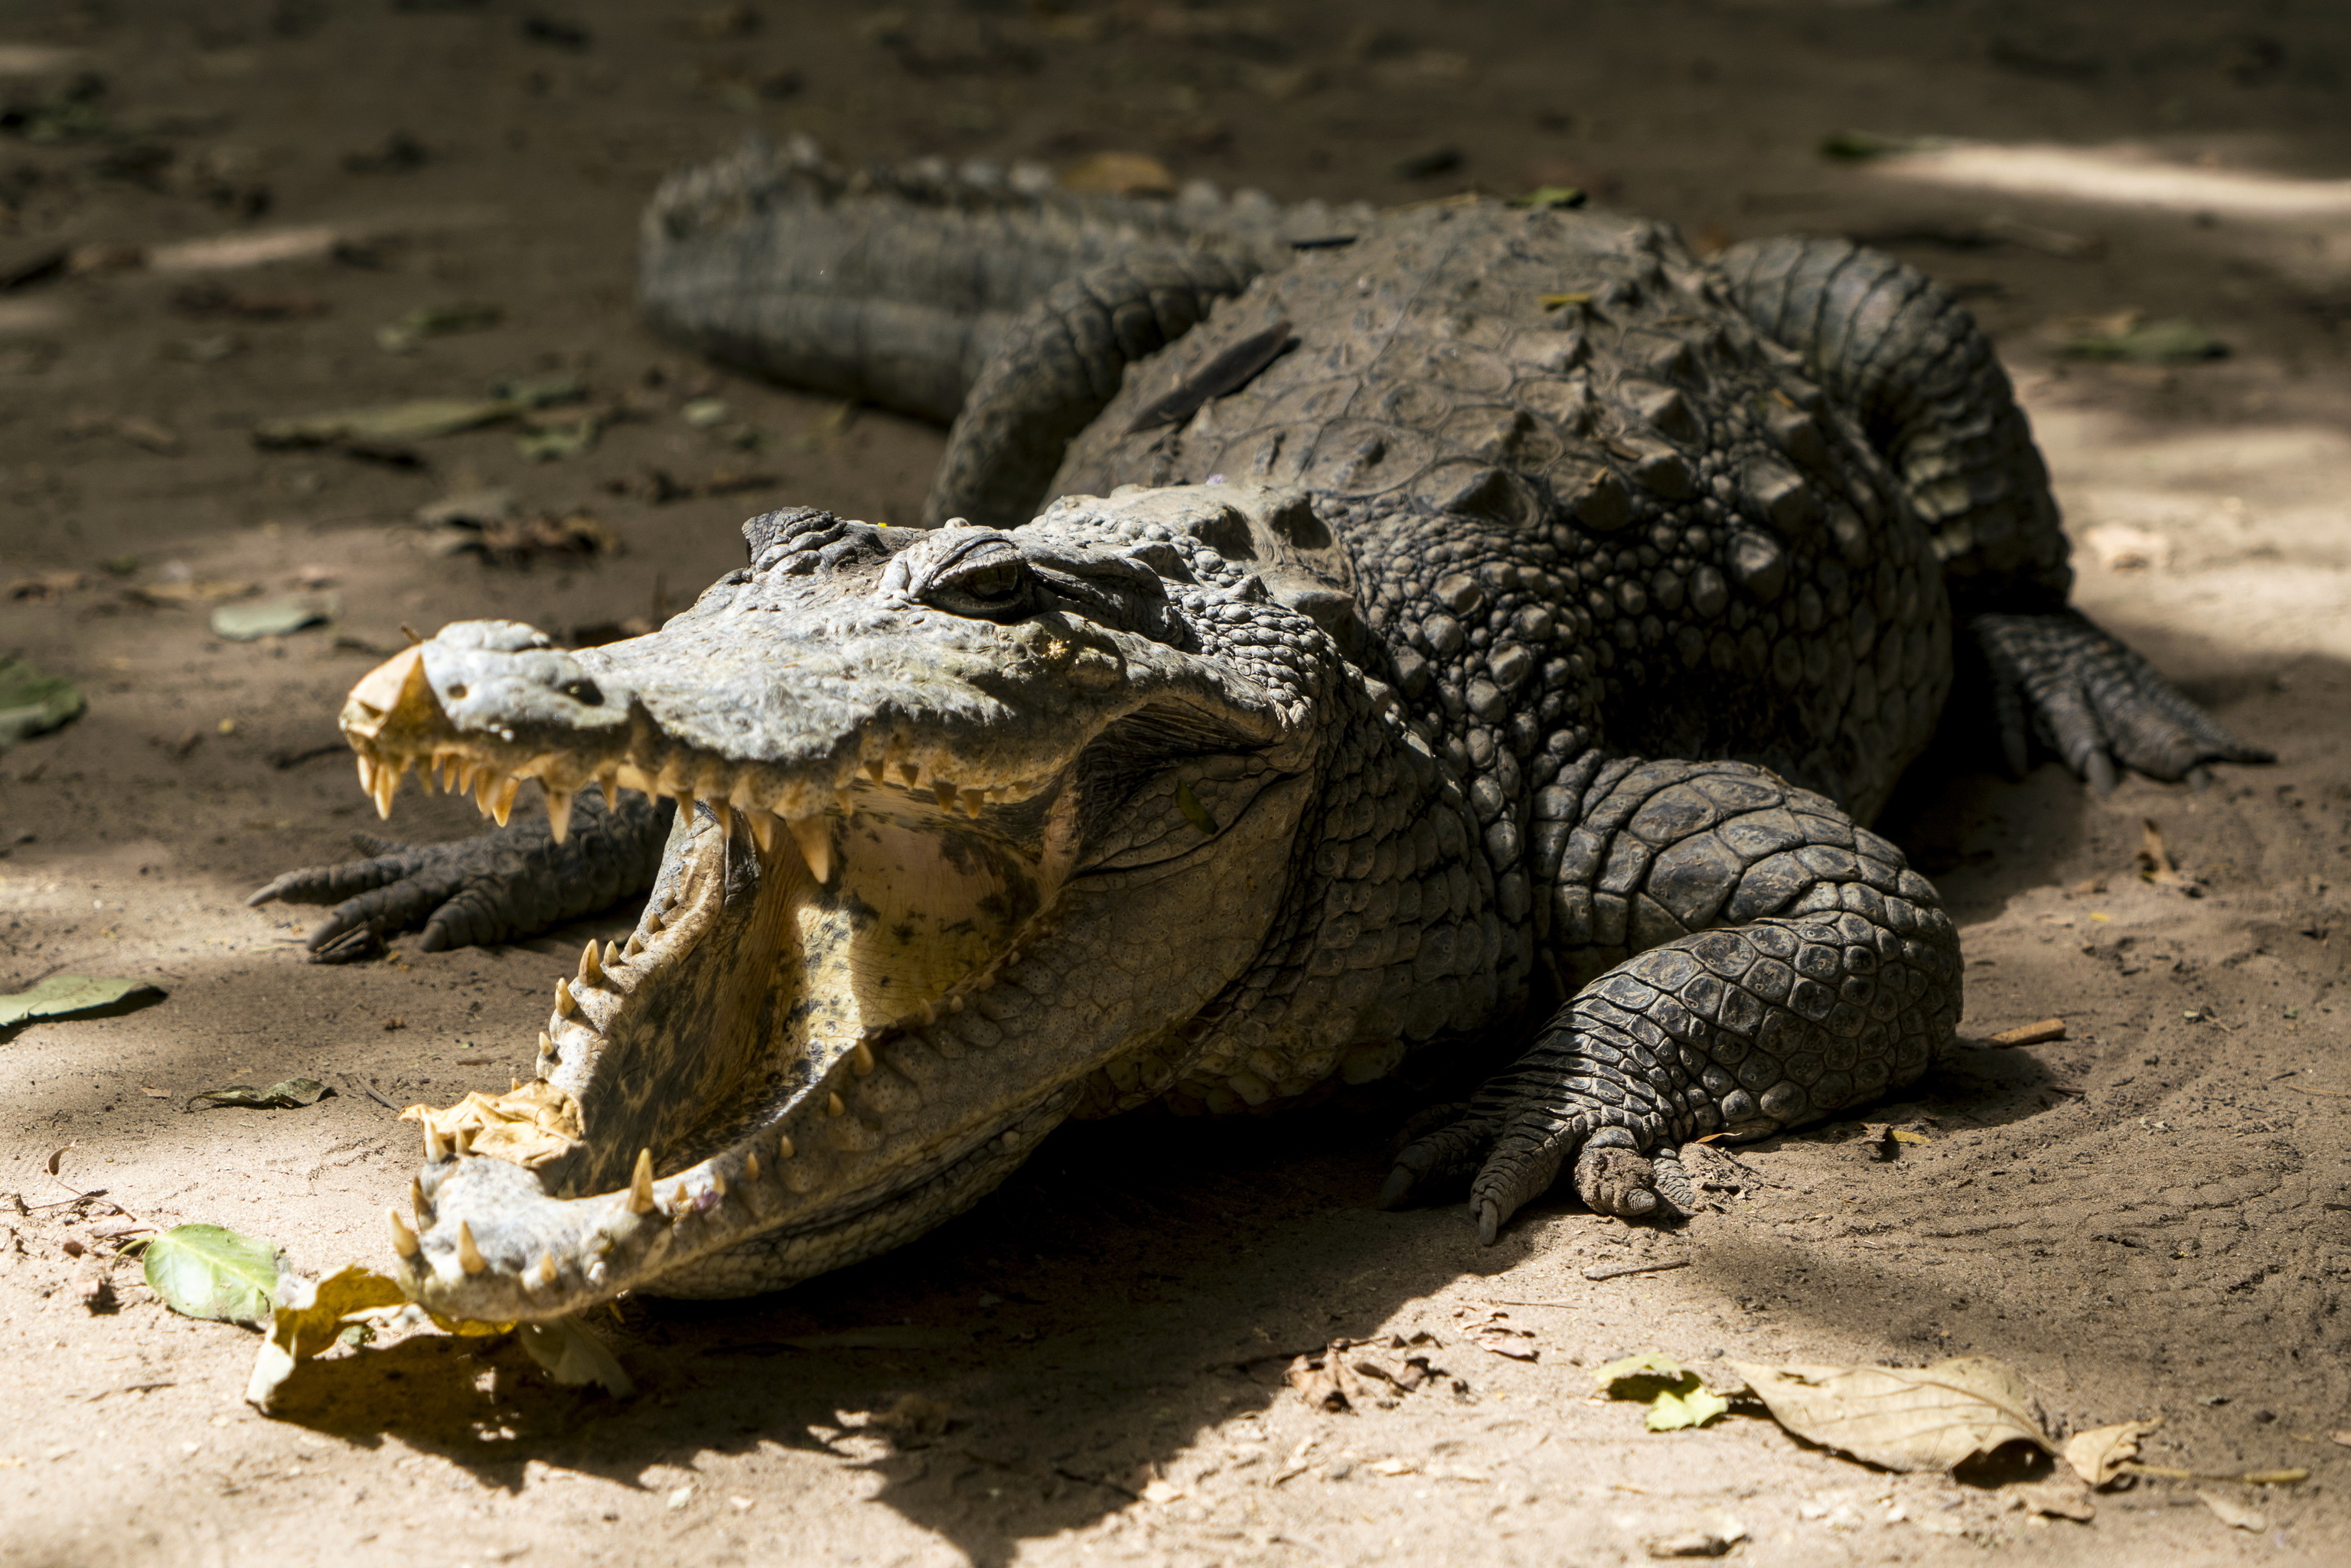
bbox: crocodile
[252,141,2267,1324]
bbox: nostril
[559,679,603,706]
[445,683,469,701]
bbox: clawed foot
[1974,608,2271,793]
[1385,1112,1696,1243]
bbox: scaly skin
[255,179,2269,1320]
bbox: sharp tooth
[603,939,621,971]
[594,764,618,804]
[555,979,579,1018]
[371,756,406,819]
[422,1121,446,1162]
[628,1148,655,1214]
[786,814,832,883]
[544,787,575,843]
[852,1040,876,1077]
[932,780,957,810]
[745,1152,761,1182]
[710,1169,727,1197]
[388,1208,421,1260]
[777,1135,795,1160]
[411,1175,429,1218]
[356,751,377,800]
[473,767,495,816]
[644,908,665,935]
[746,810,775,853]
[711,797,733,836]
[826,1091,846,1118]
[454,1125,474,1157]
[491,776,520,827]
[539,1028,559,1065]
[510,1075,520,1094]
[864,757,886,784]
[578,940,604,988]
[670,1182,689,1210]
[456,1221,487,1275]
[960,788,986,817]
[529,1253,557,1289]
[623,932,644,957]
[898,762,921,787]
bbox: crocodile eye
[918,540,1040,620]
[559,678,602,706]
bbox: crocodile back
[1054,203,1952,823]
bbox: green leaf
[1511,185,1586,210]
[2059,318,2226,363]
[210,593,340,642]
[1648,1384,1730,1430]
[143,1224,280,1326]
[0,655,86,752]
[0,975,165,1028]
[1592,1350,1691,1400]
[187,1077,334,1110]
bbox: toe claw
[2186,764,2213,793]
[2084,751,2119,795]
[1475,1198,1500,1246]
[1376,1167,1414,1211]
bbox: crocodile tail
[639,135,1361,425]
[923,250,1262,529]
[1712,235,2074,614]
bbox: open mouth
[336,629,1292,1322]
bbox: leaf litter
[1592,1351,1730,1431]
[0,655,86,751]
[1730,1355,2048,1472]
[1285,1332,1459,1413]
[186,1077,334,1110]
[0,975,164,1028]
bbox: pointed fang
[746,810,775,853]
[491,775,520,827]
[388,1208,422,1260]
[745,1152,761,1182]
[453,1124,474,1157]
[777,1135,795,1160]
[579,940,604,988]
[422,1120,447,1162]
[530,1253,558,1289]
[545,787,575,843]
[456,1220,487,1275]
[628,1148,656,1214]
[852,1040,876,1077]
[787,814,832,884]
[826,1091,846,1118]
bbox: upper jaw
[343,584,1284,854]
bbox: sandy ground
[2,2,2349,1563]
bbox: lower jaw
[400,798,1074,1315]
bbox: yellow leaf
[244,1263,408,1409]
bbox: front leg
[1384,760,1961,1238]
[248,788,672,955]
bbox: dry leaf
[403,1081,585,1167]
[1285,1332,1452,1412]
[1730,1356,2049,1472]
[2196,1490,2265,1531]
[1458,1302,1539,1360]
[2063,1418,2160,1488]
[1058,151,1176,196]
[2013,1471,2097,1521]
[2136,820,2203,896]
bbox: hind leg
[1974,608,2272,791]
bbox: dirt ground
[3,2,2349,1563]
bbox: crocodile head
[345,484,1395,1322]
